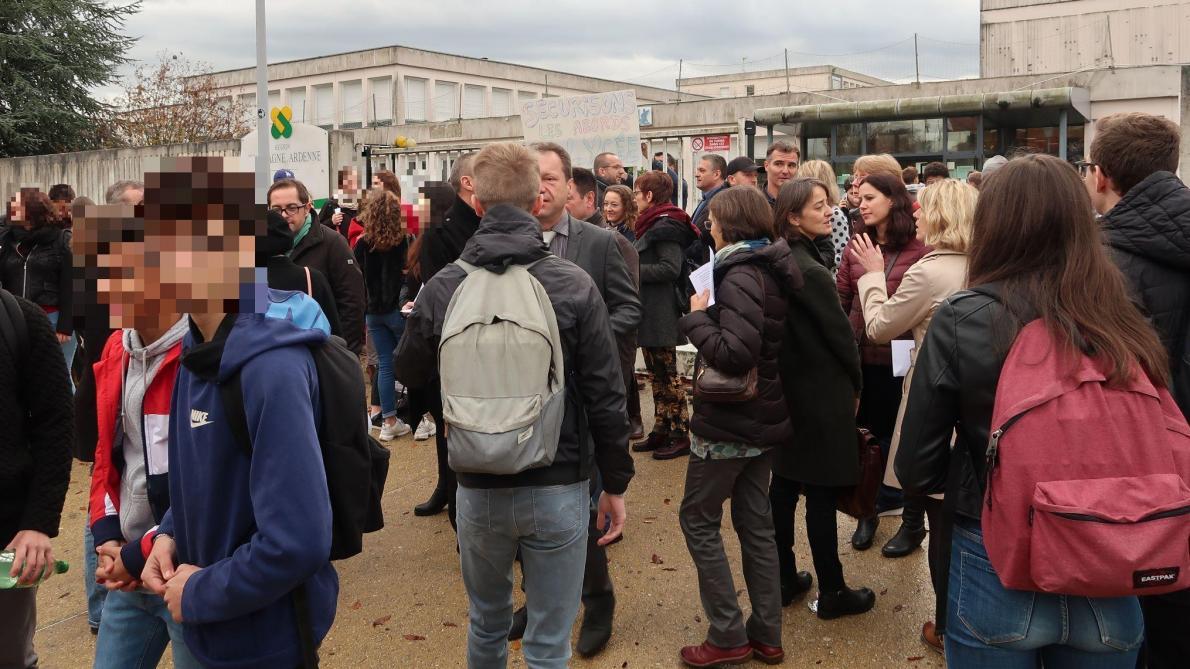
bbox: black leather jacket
[895,288,1019,521]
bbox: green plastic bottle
[0,551,69,589]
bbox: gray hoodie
[118,317,188,544]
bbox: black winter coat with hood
[394,204,634,495]
[0,225,73,335]
[679,239,803,449]
[1101,171,1190,415]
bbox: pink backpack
[983,320,1190,597]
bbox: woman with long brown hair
[836,172,930,553]
[354,189,413,441]
[897,154,1168,667]
[602,184,637,242]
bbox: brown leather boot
[679,642,752,667]
[629,416,645,442]
[653,434,691,460]
[632,431,667,452]
[921,620,944,654]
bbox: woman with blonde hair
[848,178,977,652]
[354,189,414,441]
[852,154,904,182]
[798,160,853,270]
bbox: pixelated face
[340,167,359,195]
[6,192,24,222]
[74,157,260,328]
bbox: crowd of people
[0,110,1187,669]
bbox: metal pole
[677,59,683,101]
[1058,108,1069,161]
[784,49,790,95]
[914,33,920,85]
[254,0,269,203]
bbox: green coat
[774,237,864,486]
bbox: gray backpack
[439,259,566,474]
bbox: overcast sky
[102,0,981,99]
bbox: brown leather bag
[693,364,758,403]
[836,428,886,519]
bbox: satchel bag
[692,264,761,403]
[837,428,885,519]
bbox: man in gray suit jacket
[526,141,641,658]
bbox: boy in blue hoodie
[131,157,337,669]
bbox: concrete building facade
[981,0,1190,77]
[677,65,890,98]
[204,45,703,131]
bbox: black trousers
[1139,589,1190,668]
[769,475,846,593]
[408,383,455,530]
[921,496,949,634]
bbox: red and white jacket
[88,330,182,579]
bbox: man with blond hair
[395,142,633,667]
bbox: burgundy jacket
[837,237,930,366]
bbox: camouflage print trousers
[642,346,689,436]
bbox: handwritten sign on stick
[520,90,644,169]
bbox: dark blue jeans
[365,309,405,419]
[945,519,1144,668]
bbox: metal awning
[754,87,1090,127]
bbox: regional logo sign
[271,106,294,140]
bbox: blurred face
[596,155,626,185]
[708,212,725,250]
[268,185,312,233]
[156,219,255,315]
[846,182,861,207]
[858,182,892,229]
[7,193,25,223]
[536,151,569,228]
[341,170,359,194]
[371,175,382,190]
[565,185,597,221]
[52,199,71,220]
[603,191,625,224]
[728,170,758,188]
[695,158,722,191]
[764,149,799,193]
[632,186,651,212]
[789,186,833,239]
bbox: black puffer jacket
[0,225,73,335]
[1101,171,1190,414]
[394,204,633,495]
[680,240,803,448]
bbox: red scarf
[634,202,696,239]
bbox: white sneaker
[379,418,412,441]
[414,415,436,441]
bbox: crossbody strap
[303,266,313,297]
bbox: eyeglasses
[1075,161,1098,177]
[270,203,308,217]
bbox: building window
[491,88,513,116]
[866,118,944,155]
[433,81,459,121]
[463,84,486,119]
[313,85,333,127]
[286,87,307,122]
[836,122,864,156]
[238,93,256,124]
[517,90,537,107]
[946,116,979,153]
[267,90,280,113]
[831,75,843,90]
[340,80,363,128]
[368,76,393,125]
[404,77,427,122]
[745,84,755,96]
[719,86,731,98]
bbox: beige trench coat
[856,249,968,491]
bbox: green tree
[0,0,140,157]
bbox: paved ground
[33,393,944,668]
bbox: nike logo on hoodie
[190,409,213,428]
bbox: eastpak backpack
[438,258,565,475]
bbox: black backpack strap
[0,289,27,365]
[293,584,319,668]
[218,373,253,455]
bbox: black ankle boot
[414,485,448,516]
[508,605,528,641]
[881,504,927,557]
[851,516,879,550]
[780,571,813,606]
[816,586,876,620]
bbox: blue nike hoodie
[157,309,337,669]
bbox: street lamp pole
[254,0,269,202]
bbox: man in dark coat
[0,291,73,668]
[258,210,342,337]
[1085,112,1190,669]
[267,179,365,355]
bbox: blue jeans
[365,310,405,419]
[946,519,1144,668]
[94,589,203,669]
[456,482,588,669]
[84,496,107,630]
[46,311,77,394]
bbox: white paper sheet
[892,339,916,377]
[689,255,715,307]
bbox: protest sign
[520,90,644,168]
